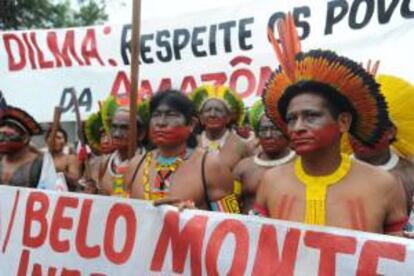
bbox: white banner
[0,186,414,275]
[1,0,414,122]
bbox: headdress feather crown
[190,84,245,126]
[263,13,390,146]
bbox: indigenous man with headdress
[348,74,414,235]
[126,90,240,213]
[87,96,148,196]
[253,14,407,235]
[233,100,295,214]
[190,84,252,170]
[0,106,58,189]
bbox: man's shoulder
[352,159,397,189]
[233,156,256,175]
[261,162,295,186]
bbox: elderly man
[190,85,253,170]
[92,96,148,196]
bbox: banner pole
[128,0,142,159]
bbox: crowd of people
[1,15,414,237]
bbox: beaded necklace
[143,148,193,200]
[295,153,351,226]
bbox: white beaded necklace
[351,151,400,171]
[253,150,296,167]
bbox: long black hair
[150,89,198,148]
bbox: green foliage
[1,0,108,30]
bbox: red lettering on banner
[76,199,101,259]
[111,71,131,98]
[111,71,154,100]
[304,231,357,276]
[150,211,208,275]
[229,56,256,98]
[17,249,30,276]
[81,29,104,66]
[57,30,84,66]
[201,72,227,86]
[3,34,26,71]
[32,263,58,276]
[256,66,272,96]
[205,219,249,276]
[356,240,406,275]
[180,76,198,93]
[23,192,49,248]
[30,32,54,69]
[50,197,79,252]
[46,31,84,67]
[46,32,63,67]
[22,33,37,69]
[104,203,136,264]
[252,225,300,276]
[61,268,81,276]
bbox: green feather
[101,96,118,133]
[249,99,265,133]
[84,112,103,153]
[190,87,209,111]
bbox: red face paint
[349,134,389,159]
[150,126,191,147]
[259,137,289,155]
[289,124,341,155]
[0,141,26,154]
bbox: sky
[104,0,252,23]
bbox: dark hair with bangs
[150,89,198,148]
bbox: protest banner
[0,185,413,275]
[1,0,413,122]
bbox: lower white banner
[0,185,413,275]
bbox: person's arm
[384,175,408,236]
[206,152,240,213]
[66,154,81,190]
[124,152,144,197]
[232,159,248,199]
[249,172,270,217]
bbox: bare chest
[266,181,386,232]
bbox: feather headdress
[377,74,414,158]
[263,13,390,146]
[190,84,245,126]
[0,106,42,135]
[249,100,266,134]
[101,95,150,134]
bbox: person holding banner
[127,90,240,213]
[190,84,252,170]
[0,106,59,189]
[233,100,295,214]
[253,15,407,235]
[348,74,414,235]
